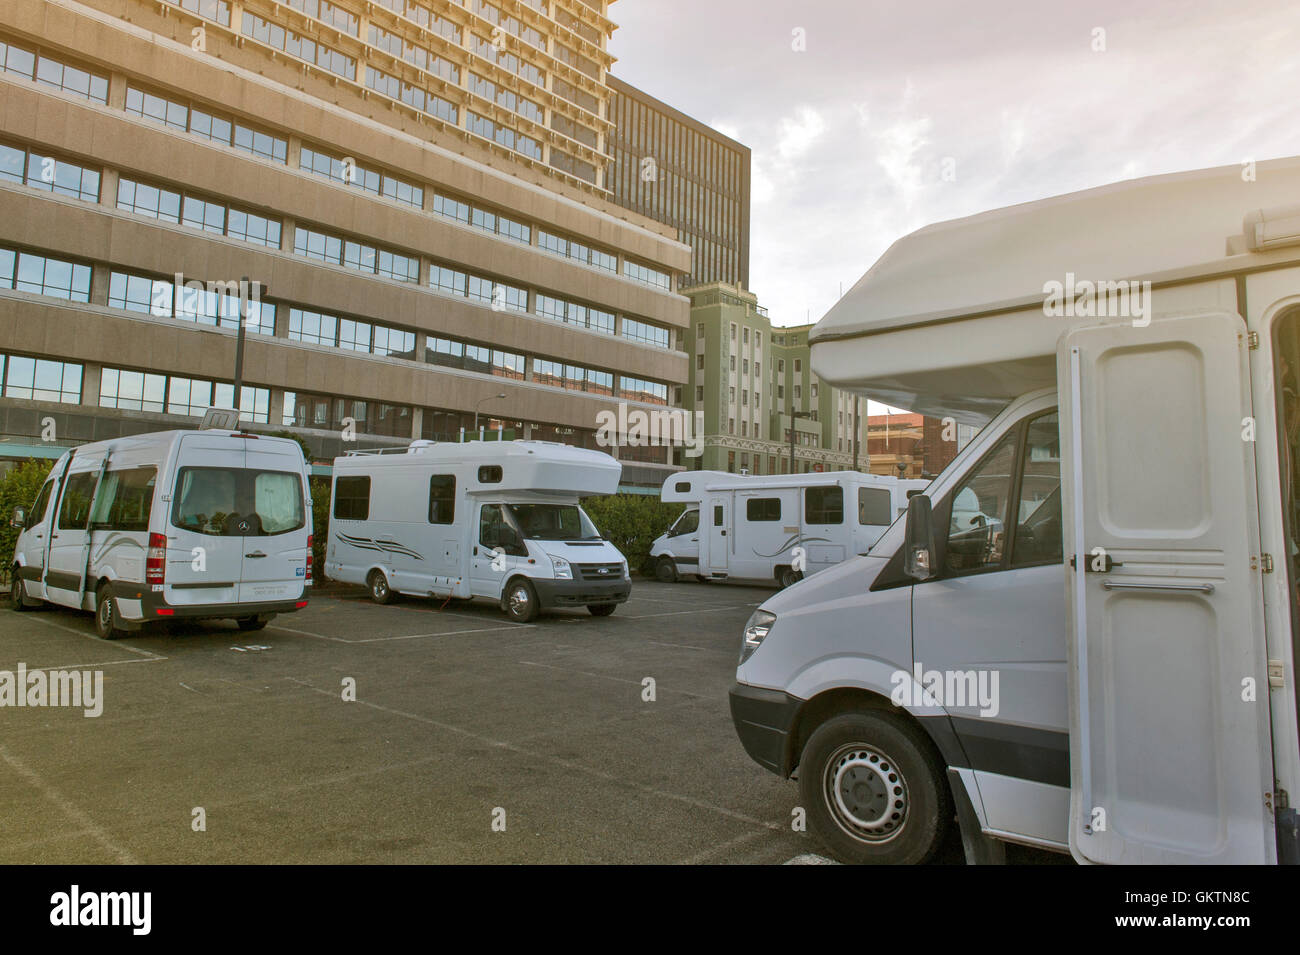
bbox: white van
[650,471,926,587]
[9,421,312,639]
[730,158,1300,865]
[324,440,630,622]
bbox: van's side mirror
[904,494,938,580]
[9,507,25,530]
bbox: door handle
[720,530,727,537]
[245,551,267,559]
[1102,580,1214,595]
[1071,554,1122,572]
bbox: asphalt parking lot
[0,579,1059,864]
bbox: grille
[575,562,623,581]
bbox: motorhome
[729,158,1300,865]
[325,440,630,622]
[650,471,927,587]
[9,419,313,639]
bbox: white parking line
[269,622,534,644]
[517,660,713,699]
[23,614,167,661]
[784,853,840,865]
[622,604,758,620]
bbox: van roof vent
[407,440,436,455]
[199,407,242,430]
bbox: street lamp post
[474,392,507,437]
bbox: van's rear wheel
[95,586,126,641]
[504,579,538,623]
[368,570,395,605]
[654,557,678,583]
[799,711,951,865]
[777,566,803,589]
[237,615,270,631]
[587,603,617,617]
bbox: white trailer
[650,471,926,587]
[8,418,313,639]
[730,157,1300,865]
[325,440,630,621]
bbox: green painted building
[682,282,866,474]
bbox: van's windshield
[506,503,601,541]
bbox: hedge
[581,493,683,575]
[0,459,55,582]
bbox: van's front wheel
[799,711,951,865]
[654,557,678,583]
[9,572,33,612]
[368,570,395,605]
[504,579,538,623]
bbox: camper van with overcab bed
[325,440,630,622]
[729,158,1300,865]
[8,411,313,639]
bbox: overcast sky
[608,0,1300,333]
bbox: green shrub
[582,493,683,574]
[0,459,55,580]
[309,475,331,574]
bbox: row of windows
[367,24,459,85]
[0,247,91,302]
[372,0,461,43]
[364,66,459,124]
[299,145,423,209]
[165,0,232,29]
[431,192,532,245]
[619,376,668,406]
[533,359,614,395]
[467,110,543,161]
[0,353,82,403]
[552,76,599,115]
[0,141,100,203]
[241,12,357,81]
[552,42,600,81]
[534,293,615,336]
[423,334,525,380]
[429,263,528,312]
[125,87,288,164]
[0,39,108,103]
[727,487,888,527]
[468,33,546,89]
[107,271,277,336]
[469,71,543,124]
[285,392,413,437]
[293,226,420,283]
[623,259,673,291]
[536,229,616,273]
[550,112,600,150]
[288,307,416,359]
[117,177,282,248]
[471,0,546,51]
[285,0,359,37]
[99,366,270,422]
[621,317,671,349]
[549,146,598,185]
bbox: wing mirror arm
[904,494,938,580]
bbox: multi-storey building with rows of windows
[0,0,693,484]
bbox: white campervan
[650,471,926,587]
[9,420,313,639]
[730,158,1300,866]
[325,440,630,622]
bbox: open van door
[1058,311,1275,864]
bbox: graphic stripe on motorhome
[334,533,424,561]
[752,535,830,559]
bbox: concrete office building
[684,283,865,475]
[606,75,750,290]
[0,0,694,485]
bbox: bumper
[531,577,631,608]
[729,682,803,777]
[138,588,307,620]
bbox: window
[58,472,98,530]
[746,498,781,522]
[713,505,724,526]
[858,487,892,526]
[333,476,370,521]
[478,465,503,483]
[805,486,844,525]
[428,475,455,524]
[2,249,92,302]
[6,149,101,202]
[1010,412,1062,567]
[88,467,157,532]
[98,367,167,412]
[945,430,1018,573]
[173,467,304,535]
[1,354,82,403]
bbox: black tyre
[777,566,803,589]
[587,603,617,617]
[237,615,270,632]
[798,710,951,865]
[95,586,126,641]
[9,572,32,612]
[503,578,538,623]
[654,557,678,583]
[368,570,395,605]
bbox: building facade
[865,412,961,479]
[606,75,750,290]
[0,0,695,485]
[684,283,865,475]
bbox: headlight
[549,555,572,580]
[619,559,628,579]
[740,610,776,664]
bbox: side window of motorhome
[173,468,305,536]
[858,487,892,525]
[945,430,1017,573]
[1010,412,1063,567]
[805,487,843,525]
[674,481,691,493]
[713,505,724,526]
[478,465,503,484]
[88,467,157,531]
[333,476,370,521]
[28,480,53,526]
[428,475,455,524]
[746,498,781,521]
[57,472,98,529]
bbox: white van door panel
[706,496,730,574]
[167,437,245,607]
[239,445,308,604]
[45,457,105,609]
[1059,311,1274,864]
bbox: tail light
[146,532,167,584]
[305,535,313,582]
